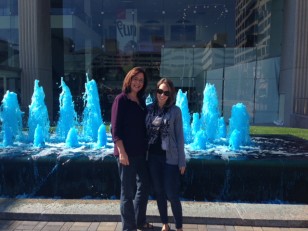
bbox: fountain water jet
[201,84,220,140]
[56,77,77,141]
[176,89,192,144]
[0,91,23,146]
[33,124,45,148]
[96,124,107,148]
[65,127,79,148]
[82,74,104,142]
[228,103,250,150]
[28,80,50,143]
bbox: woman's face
[156,83,170,107]
[130,72,144,94]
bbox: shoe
[161,224,170,231]
[138,222,154,230]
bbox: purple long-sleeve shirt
[111,92,147,157]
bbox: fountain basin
[0,135,307,203]
[183,157,308,203]
[0,154,119,199]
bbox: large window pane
[46,0,284,123]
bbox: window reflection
[47,0,283,122]
[0,0,285,123]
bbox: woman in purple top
[111,67,153,231]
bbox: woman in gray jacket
[146,78,186,231]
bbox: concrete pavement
[0,199,307,228]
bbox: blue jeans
[148,154,183,229]
[117,155,150,231]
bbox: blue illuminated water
[218,117,227,139]
[28,80,50,143]
[175,83,250,152]
[176,89,192,143]
[0,76,250,154]
[82,74,104,142]
[65,127,79,148]
[0,75,109,152]
[96,124,107,148]
[191,113,201,137]
[201,83,220,141]
[146,94,153,106]
[228,103,251,150]
[33,124,45,148]
[0,91,23,146]
[56,77,77,141]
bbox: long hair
[122,67,148,98]
[156,78,176,108]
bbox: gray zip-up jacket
[147,104,186,168]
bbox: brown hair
[122,67,148,98]
[156,78,176,108]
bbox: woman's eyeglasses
[156,89,170,97]
[132,77,144,84]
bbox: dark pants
[148,154,183,229]
[117,155,150,231]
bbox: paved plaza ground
[1,220,308,231]
[0,199,307,230]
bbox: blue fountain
[176,83,250,152]
[0,75,108,149]
[0,78,307,203]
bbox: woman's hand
[119,152,129,166]
[115,140,129,166]
[179,167,185,175]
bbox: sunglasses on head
[156,88,170,97]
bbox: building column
[280,0,308,128]
[18,0,53,122]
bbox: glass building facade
[0,0,307,127]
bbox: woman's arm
[111,95,124,143]
[174,107,186,174]
[111,94,129,165]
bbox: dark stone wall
[182,158,308,203]
[1,154,308,203]
[0,155,120,199]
